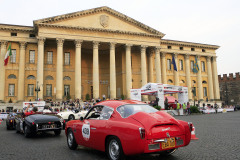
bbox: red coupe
[65,100,193,160]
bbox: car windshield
[85,106,114,120]
[117,104,158,118]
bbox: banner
[23,101,46,112]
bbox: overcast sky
[0,0,239,75]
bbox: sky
[0,0,239,75]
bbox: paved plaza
[0,111,239,160]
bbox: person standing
[214,102,218,114]
[187,102,191,115]
[182,103,187,115]
[164,97,168,110]
[176,101,180,116]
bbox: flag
[4,43,12,66]
[172,55,177,71]
[193,56,199,73]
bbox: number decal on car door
[82,123,90,141]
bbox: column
[0,41,8,102]
[110,42,116,99]
[75,40,83,100]
[197,55,203,101]
[212,56,220,100]
[37,37,45,100]
[93,41,100,99]
[185,54,192,100]
[206,56,214,101]
[17,42,27,101]
[56,38,64,100]
[155,47,162,83]
[148,49,154,83]
[125,44,132,99]
[173,53,179,86]
[161,52,167,84]
[141,45,147,85]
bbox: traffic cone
[191,125,199,140]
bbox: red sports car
[65,100,193,160]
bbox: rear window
[117,104,158,118]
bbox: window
[27,75,36,79]
[179,59,183,71]
[167,59,172,70]
[180,47,183,50]
[64,52,70,65]
[28,84,34,96]
[8,74,16,79]
[167,46,172,49]
[29,34,35,38]
[46,75,54,80]
[168,79,173,83]
[10,49,16,63]
[190,60,194,72]
[46,84,52,97]
[63,76,71,81]
[202,49,206,52]
[11,33,17,36]
[180,80,185,84]
[201,61,205,72]
[29,50,35,64]
[64,85,70,96]
[8,84,15,96]
[203,87,207,97]
[191,48,195,51]
[202,81,207,84]
[47,52,53,64]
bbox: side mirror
[80,117,84,121]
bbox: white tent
[130,83,188,108]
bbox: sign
[157,85,164,108]
[130,89,141,101]
[82,123,90,141]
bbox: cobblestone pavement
[0,111,239,160]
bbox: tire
[24,125,31,138]
[68,115,75,121]
[67,129,78,150]
[54,129,61,136]
[161,149,177,156]
[106,136,125,160]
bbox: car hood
[131,111,185,139]
[26,114,60,123]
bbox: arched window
[168,79,173,83]
[192,80,196,84]
[63,76,71,81]
[27,75,36,79]
[180,80,185,84]
[202,80,207,84]
[46,75,54,80]
[8,74,16,79]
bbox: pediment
[34,6,165,37]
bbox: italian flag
[4,43,12,66]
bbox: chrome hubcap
[68,132,73,146]
[109,139,119,160]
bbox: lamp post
[35,81,40,101]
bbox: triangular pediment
[34,6,165,37]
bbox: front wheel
[24,125,31,138]
[106,136,125,160]
[67,129,78,150]
[68,115,75,121]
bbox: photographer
[24,103,38,116]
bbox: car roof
[95,100,146,110]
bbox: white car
[57,110,88,121]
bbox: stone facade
[0,6,220,102]
[218,73,240,105]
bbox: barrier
[191,125,199,140]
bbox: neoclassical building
[0,6,220,103]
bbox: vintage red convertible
[65,100,193,160]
